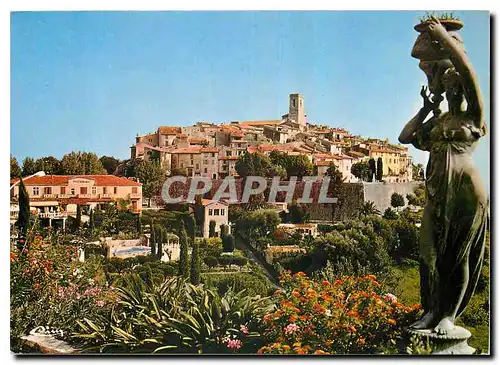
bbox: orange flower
[282,345,291,352]
[334,279,343,286]
[295,272,307,277]
[33,283,40,290]
[293,342,301,348]
[290,314,298,323]
[314,350,328,355]
[387,318,396,325]
[322,280,330,286]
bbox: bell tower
[288,93,306,129]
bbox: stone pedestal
[406,326,476,355]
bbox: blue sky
[10,11,490,186]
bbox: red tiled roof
[158,126,182,135]
[239,120,282,127]
[18,175,141,186]
[314,161,331,166]
[170,146,218,154]
[188,137,209,144]
[313,153,334,159]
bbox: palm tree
[358,201,381,216]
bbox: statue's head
[411,18,466,110]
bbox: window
[213,173,217,179]
[211,153,215,157]
[212,160,215,165]
[208,209,213,216]
[181,163,184,168]
[44,187,52,195]
[132,187,138,194]
[103,187,107,194]
[221,209,225,216]
[33,187,39,196]
[80,187,87,194]
[204,160,208,165]
[214,209,219,216]
[191,159,194,165]
[70,188,75,195]
[226,151,231,157]
[60,187,66,194]
[196,163,199,170]
[92,186,97,195]
[114,187,117,194]
[204,168,208,173]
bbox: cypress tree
[376,158,383,181]
[190,239,201,285]
[89,208,95,230]
[74,205,82,231]
[178,220,190,278]
[150,222,157,257]
[368,158,376,182]
[209,220,216,238]
[136,214,142,234]
[17,178,30,253]
[157,226,164,260]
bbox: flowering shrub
[10,232,113,350]
[258,272,421,355]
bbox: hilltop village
[130,93,414,184]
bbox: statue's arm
[428,17,484,124]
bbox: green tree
[222,234,235,252]
[178,221,190,278]
[235,151,273,178]
[99,156,120,175]
[136,159,165,207]
[74,205,82,231]
[376,158,383,181]
[406,184,426,207]
[35,156,61,175]
[287,199,309,223]
[21,157,37,176]
[391,193,405,211]
[351,161,372,182]
[194,195,205,230]
[368,158,376,182]
[10,155,22,179]
[209,220,216,238]
[220,224,229,238]
[190,239,201,284]
[150,221,157,257]
[412,163,425,181]
[16,178,30,253]
[156,226,164,260]
[60,151,106,175]
[286,154,313,179]
[136,214,142,234]
[89,208,95,230]
[326,163,344,184]
[170,166,188,177]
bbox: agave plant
[358,201,381,217]
[73,274,274,354]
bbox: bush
[222,234,235,252]
[259,272,421,354]
[203,256,218,269]
[383,208,398,220]
[202,272,274,297]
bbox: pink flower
[226,339,243,350]
[240,325,249,335]
[284,323,299,335]
[384,293,398,303]
[96,300,105,307]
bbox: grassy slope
[387,265,490,354]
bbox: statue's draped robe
[411,112,487,317]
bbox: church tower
[288,93,306,129]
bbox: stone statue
[398,14,488,340]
